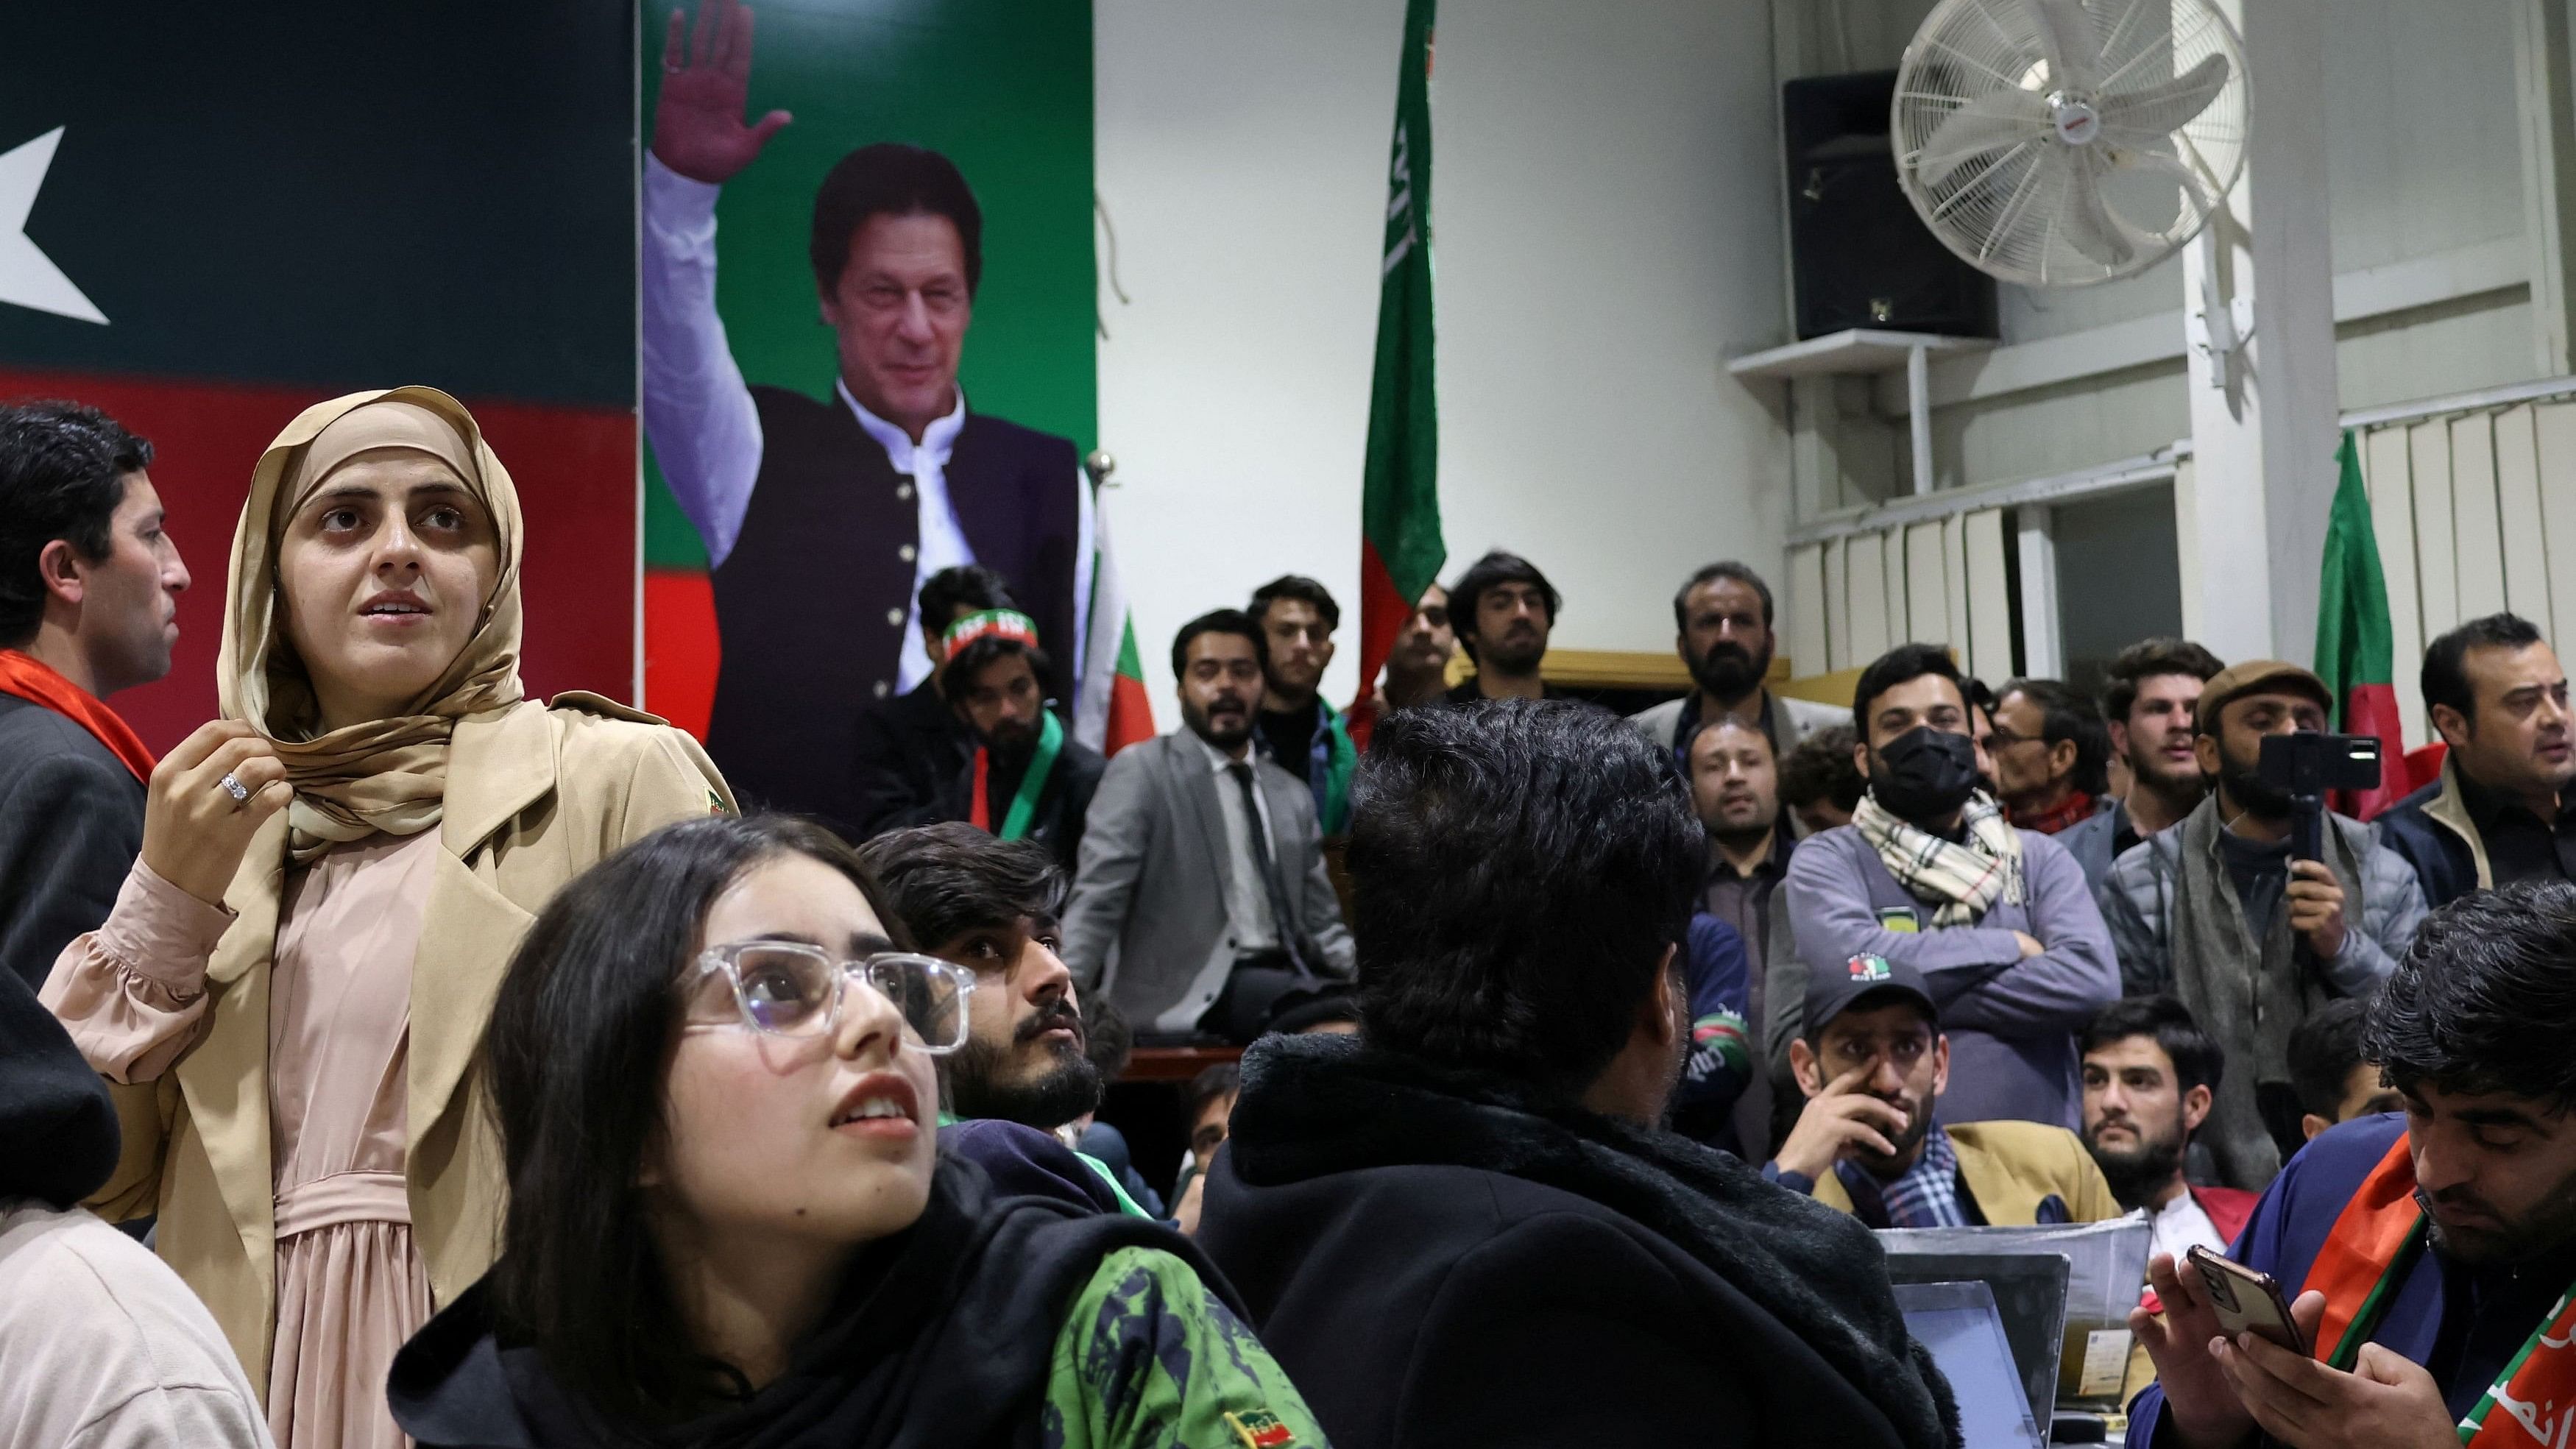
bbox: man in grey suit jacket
[1062,609,1354,1039]
[0,403,191,991]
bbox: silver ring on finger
[217,772,252,805]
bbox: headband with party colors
[943,609,1040,653]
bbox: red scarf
[2303,1131,2576,1446]
[2014,790,2097,836]
[0,649,156,783]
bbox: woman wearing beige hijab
[42,387,734,1449]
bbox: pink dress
[46,832,444,1449]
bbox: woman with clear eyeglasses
[40,388,734,1449]
[388,815,1326,1449]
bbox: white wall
[1094,0,1791,709]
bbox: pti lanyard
[970,709,1064,841]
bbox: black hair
[1248,574,1341,631]
[2101,637,2224,727]
[2000,677,2112,796]
[1852,643,1967,732]
[1447,550,1560,659]
[1672,561,1775,631]
[1780,723,1866,812]
[2366,882,2576,1113]
[2422,612,2547,727]
[1084,997,1133,1081]
[917,564,1015,629]
[482,815,913,1428]
[1188,1061,1242,1124]
[1170,607,1267,679]
[935,635,1055,712]
[809,143,984,297]
[855,821,1065,952]
[2288,996,2376,1121]
[2079,995,2223,1097]
[1351,699,1702,1096]
[0,401,154,648]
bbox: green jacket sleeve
[1043,1246,1328,1449]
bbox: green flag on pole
[1349,0,1445,748]
[2314,430,2406,818]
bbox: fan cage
[1894,0,2249,288]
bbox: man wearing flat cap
[2099,660,2426,1192]
[1764,952,2119,1227]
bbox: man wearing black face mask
[2101,660,2425,1191]
[1772,644,2119,1131]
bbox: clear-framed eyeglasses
[687,941,976,1054]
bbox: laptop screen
[1896,1280,2046,1449]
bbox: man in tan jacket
[1763,953,2121,1227]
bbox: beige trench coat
[82,694,732,1392]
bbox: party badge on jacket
[1875,907,1922,933]
[1225,1410,1300,1448]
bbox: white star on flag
[0,127,106,325]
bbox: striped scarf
[1851,789,2025,927]
[1838,1124,1972,1230]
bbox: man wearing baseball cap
[2101,659,2425,1193]
[1766,951,2120,1227]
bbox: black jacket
[0,695,147,992]
[1200,1033,1958,1449]
[947,733,1105,873]
[0,953,120,1208]
[849,681,972,841]
[2373,769,2481,910]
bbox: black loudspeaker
[1783,70,1998,341]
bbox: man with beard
[1768,954,2120,1227]
[2129,884,2576,1449]
[2062,638,2224,887]
[2377,613,2576,908]
[1247,575,1354,836]
[849,564,1015,840]
[933,608,1104,869]
[1062,610,1354,1041]
[1631,561,1839,766]
[1441,550,1563,704]
[2103,661,2424,1189]
[1772,643,2119,1130]
[1681,718,1790,1156]
[2079,996,2257,1256]
[857,822,1148,1217]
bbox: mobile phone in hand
[2186,1244,2309,1354]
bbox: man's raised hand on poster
[654,0,792,185]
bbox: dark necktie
[1229,761,1312,975]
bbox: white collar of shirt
[1189,729,1254,775]
[838,379,966,471]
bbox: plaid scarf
[1837,1124,1972,1230]
[1851,789,2025,927]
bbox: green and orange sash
[2301,1133,2576,1445]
